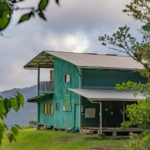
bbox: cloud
[42,32,89,53]
[0,0,139,91]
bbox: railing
[40,81,54,92]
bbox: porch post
[37,68,40,96]
[123,102,125,123]
[99,101,102,135]
[78,67,82,130]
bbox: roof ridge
[44,50,129,57]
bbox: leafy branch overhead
[0,0,60,31]
[0,92,24,144]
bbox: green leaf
[10,98,18,112]
[11,126,19,135]
[142,23,150,32]
[38,0,49,11]
[18,12,33,24]
[14,124,22,130]
[0,1,12,31]
[38,11,47,20]
[0,100,6,114]
[3,98,11,114]
[16,92,24,107]
[0,95,3,100]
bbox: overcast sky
[0,0,141,91]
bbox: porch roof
[27,93,53,103]
[69,89,145,101]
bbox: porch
[70,88,145,135]
[80,127,142,136]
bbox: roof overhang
[69,88,145,102]
[27,93,53,103]
[24,51,54,70]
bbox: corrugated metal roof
[69,88,145,101]
[46,51,144,70]
[24,51,144,70]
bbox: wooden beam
[37,68,40,96]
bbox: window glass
[65,74,70,83]
[43,103,53,115]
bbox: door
[75,105,79,128]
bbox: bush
[28,120,37,128]
[128,132,150,150]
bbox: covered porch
[70,88,145,135]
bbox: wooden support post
[99,101,103,135]
[123,102,125,123]
[37,68,40,96]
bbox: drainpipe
[99,101,102,135]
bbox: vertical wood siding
[82,69,147,88]
[53,58,80,128]
[38,57,80,129]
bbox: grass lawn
[0,129,129,150]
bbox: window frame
[64,74,71,83]
[43,102,53,115]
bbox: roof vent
[105,54,118,56]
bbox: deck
[80,127,142,136]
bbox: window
[43,103,53,115]
[56,103,60,110]
[64,74,71,83]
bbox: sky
[0,0,141,91]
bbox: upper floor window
[43,103,53,115]
[64,74,71,83]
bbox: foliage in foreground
[128,132,150,150]
[0,0,60,32]
[0,92,24,145]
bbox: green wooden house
[24,51,146,134]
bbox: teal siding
[38,95,54,128]
[53,58,80,128]
[82,69,147,88]
[38,57,80,129]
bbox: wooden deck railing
[40,81,54,92]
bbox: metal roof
[24,51,144,70]
[69,89,145,101]
[24,51,54,69]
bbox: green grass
[0,129,129,150]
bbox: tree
[99,0,150,149]
[0,92,24,144]
[0,0,59,32]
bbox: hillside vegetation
[0,129,128,150]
